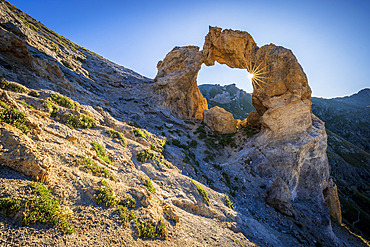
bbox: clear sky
[9,0,370,98]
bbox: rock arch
[154,26,313,137]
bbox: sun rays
[246,61,271,90]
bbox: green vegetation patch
[18,100,34,109]
[136,219,167,239]
[92,141,113,165]
[23,182,74,234]
[137,149,155,163]
[0,107,30,133]
[95,179,116,207]
[145,179,156,194]
[50,93,78,109]
[116,205,135,225]
[191,179,210,206]
[0,198,21,217]
[0,78,27,93]
[225,195,234,210]
[42,99,59,117]
[72,156,117,181]
[118,197,136,209]
[64,113,96,129]
[106,129,127,147]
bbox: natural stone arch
[154,26,313,137]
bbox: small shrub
[137,149,155,163]
[133,129,146,138]
[127,121,141,128]
[95,179,116,207]
[50,93,78,109]
[145,179,156,194]
[136,219,167,239]
[189,139,198,148]
[172,139,188,149]
[0,198,21,216]
[23,182,74,234]
[73,156,117,181]
[241,125,259,137]
[42,99,59,117]
[64,113,96,129]
[191,179,210,206]
[92,141,113,165]
[118,197,136,209]
[106,129,127,147]
[225,195,234,210]
[0,100,8,109]
[29,90,40,97]
[0,107,30,133]
[116,206,135,225]
[222,172,231,188]
[0,78,27,93]
[18,100,34,109]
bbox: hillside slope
[0,1,368,246]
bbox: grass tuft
[0,107,30,133]
[72,156,117,181]
[106,129,127,147]
[50,93,78,109]
[137,149,155,163]
[0,78,27,93]
[95,179,116,207]
[0,198,21,217]
[64,114,96,129]
[191,179,210,206]
[92,141,113,165]
[145,179,156,194]
[225,195,234,210]
[136,219,167,239]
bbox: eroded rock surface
[154,46,207,120]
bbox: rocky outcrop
[0,123,51,183]
[203,26,312,137]
[154,46,207,120]
[203,106,237,134]
[324,178,342,223]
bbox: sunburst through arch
[246,61,271,90]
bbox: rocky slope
[0,1,368,246]
[199,83,370,241]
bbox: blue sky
[9,0,370,98]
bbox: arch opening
[197,62,256,120]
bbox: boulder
[267,177,295,216]
[203,106,237,134]
[246,111,261,129]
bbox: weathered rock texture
[203,106,237,134]
[154,46,207,120]
[267,177,295,216]
[203,26,312,137]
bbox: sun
[246,61,271,89]
[248,73,254,79]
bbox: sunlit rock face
[202,26,312,137]
[154,46,208,120]
[203,106,238,134]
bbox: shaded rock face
[203,106,237,134]
[154,46,208,120]
[267,177,295,216]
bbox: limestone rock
[203,106,237,134]
[154,46,208,120]
[202,26,312,137]
[0,123,52,183]
[324,178,342,223]
[267,177,295,216]
[246,111,261,129]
